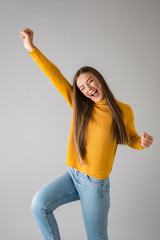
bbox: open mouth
[91,89,98,97]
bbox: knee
[31,191,44,214]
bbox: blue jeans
[31,167,110,240]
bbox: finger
[23,29,32,37]
[143,139,151,144]
[143,134,152,140]
[143,132,147,136]
[22,29,30,35]
[21,30,27,35]
[25,27,33,32]
[146,135,153,140]
[143,137,151,142]
[22,30,28,34]
[143,141,151,147]
[22,28,28,32]
[20,33,25,39]
[21,31,30,38]
[145,137,153,142]
[24,27,33,34]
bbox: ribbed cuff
[28,46,37,55]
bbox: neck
[92,97,107,105]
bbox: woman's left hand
[140,132,154,148]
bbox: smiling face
[76,72,104,102]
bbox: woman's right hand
[20,27,35,52]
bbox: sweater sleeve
[126,106,144,150]
[28,46,73,108]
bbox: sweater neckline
[92,97,108,106]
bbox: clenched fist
[20,27,35,52]
[140,132,154,148]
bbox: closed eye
[80,80,93,91]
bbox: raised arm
[20,28,73,107]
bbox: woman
[20,27,153,240]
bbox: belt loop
[75,169,79,176]
[72,167,77,175]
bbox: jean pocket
[86,175,104,185]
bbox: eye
[80,79,93,91]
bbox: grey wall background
[0,0,159,239]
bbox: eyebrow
[79,76,93,88]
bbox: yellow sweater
[29,46,144,179]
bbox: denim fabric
[31,167,110,240]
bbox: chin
[96,95,104,101]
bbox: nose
[86,84,93,91]
[86,86,94,96]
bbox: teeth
[91,90,96,96]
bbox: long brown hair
[72,66,131,166]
